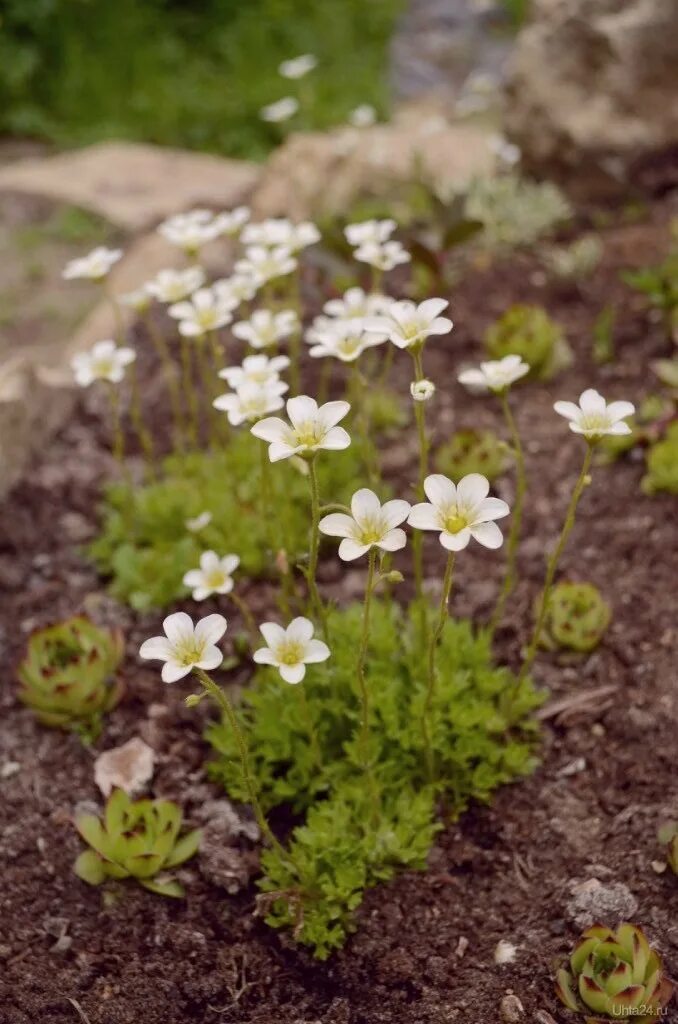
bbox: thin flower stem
[317,358,331,405]
[128,364,156,474]
[108,384,125,468]
[288,270,303,395]
[356,548,380,817]
[195,668,287,861]
[518,444,594,685]
[229,591,258,645]
[142,313,185,450]
[371,266,383,295]
[196,336,219,446]
[489,391,527,638]
[422,552,454,782]
[307,457,328,641]
[105,286,125,344]
[259,440,273,550]
[350,363,378,485]
[178,336,199,448]
[298,684,322,770]
[411,347,429,622]
[377,343,394,389]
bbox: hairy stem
[142,313,185,451]
[356,548,380,817]
[410,346,429,627]
[422,552,454,782]
[307,457,328,640]
[489,391,527,638]
[519,444,594,685]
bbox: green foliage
[435,429,508,483]
[623,251,678,343]
[89,431,369,610]
[464,175,572,252]
[74,789,201,897]
[555,923,674,1022]
[592,305,616,365]
[658,822,678,875]
[207,601,541,955]
[499,0,531,29]
[539,582,611,653]
[485,304,571,380]
[642,422,678,495]
[18,617,123,742]
[0,0,401,160]
[542,235,602,281]
[652,357,678,394]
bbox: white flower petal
[579,388,605,414]
[456,473,490,508]
[317,400,351,431]
[253,647,277,665]
[423,474,457,509]
[338,538,371,561]
[319,426,351,450]
[469,521,504,549]
[259,621,286,650]
[380,498,411,530]
[471,496,510,523]
[194,614,228,647]
[287,395,318,429]
[250,417,289,443]
[279,662,306,684]
[197,645,224,671]
[553,400,581,421]
[407,503,441,530]
[606,401,635,422]
[162,661,192,683]
[304,639,330,663]
[377,528,407,552]
[286,617,314,645]
[163,611,194,647]
[319,513,355,538]
[139,636,174,661]
[350,488,381,522]
[440,528,471,551]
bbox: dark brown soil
[1,191,677,1024]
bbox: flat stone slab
[0,142,261,231]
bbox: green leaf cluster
[539,581,611,654]
[658,822,678,875]
[485,304,572,380]
[435,428,508,483]
[642,421,678,495]
[18,616,123,742]
[207,601,541,956]
[556,923,673,1022]
[74,789,201,898]
[89,431,369,610]
[623,252,678,339]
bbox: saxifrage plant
[74,788,201,897]
[484,304,571,380]
[538,581,611,653]
[18,616,123,742]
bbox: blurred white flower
[365,298,452,350]
[139,612,227,683]
[185,511,212,532]
[410,379,436,402]
[323,286,392,320]
[63,247,122,282]
[213,381,287,426]
[232,308,299,350]
[211,206,251,238]
[253,617,329,684]
[71,339,136,387]
[487,133,521,167]
[307,319,386,361]
[345,219,396,247]
[279,54,317,79]
[213,273,259,305]
[235,245,297,285]
[183,551,240,601]
[218,353,290,390]
[260,97,299,123]
[458,355,529,394]
[159,211,219,253]
[319,488,410,561]
[168,288,237,337]
[354,240,411,271]
[251,395,351,462]
[349,104,377,128]
[242,218,320,253]
[118,287,151,313]
[145,267,206,303]
[554,389,635,441]
[408,473,509,552]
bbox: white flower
[235,246,297,286]
[118,288,151,313]
[139,612,227,683]
[260,97,299,123]
[349,104,377,128]
[345,219,396,247]
[63,247,122,282]
[251,395,351,462]
[218,354,290,390]
[71,339,136,387]
[211,206,250,238]
[322,286,392,320]
[487,133,521,167]
[145,267,206,303]
[242,218,320,253]
[168,288,236,337]
[159,211,219,252]
[354,240,411,271]
[410,379,436,402]
[213,381,287,426]
[365,298,453,350]
[458,355,530,394]
[554,389,635,440]
[307,319,386,362]
[319,488,410,561]
[232,309,299,349]
[213,273,259,305]
[186,511,212,532]
[408,473,509,552]
[253,617,329,684]
[183,551,240,601]
[279,54,317,79]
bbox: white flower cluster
[214,354,289,426]
[344,219,410,272]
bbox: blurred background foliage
[0,0,402,159]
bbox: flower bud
[383,570,404,584]
[410,379,435,402]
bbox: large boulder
[505,0,678,189]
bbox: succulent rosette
[556,923,673,1022]
[18,616,123,740]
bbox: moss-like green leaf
[74,850,106,886]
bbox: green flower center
[175,639,206,666]
[443,512,469,534]
[356,515,386,545]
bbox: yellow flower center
[197,309,218,329]
[356,515,385,545]
[94,358,116,377]
[443,511,469,535]
[175,639,205,667]
[294,421,324,447]
[205,570,227,589]
[278,641,304,665]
